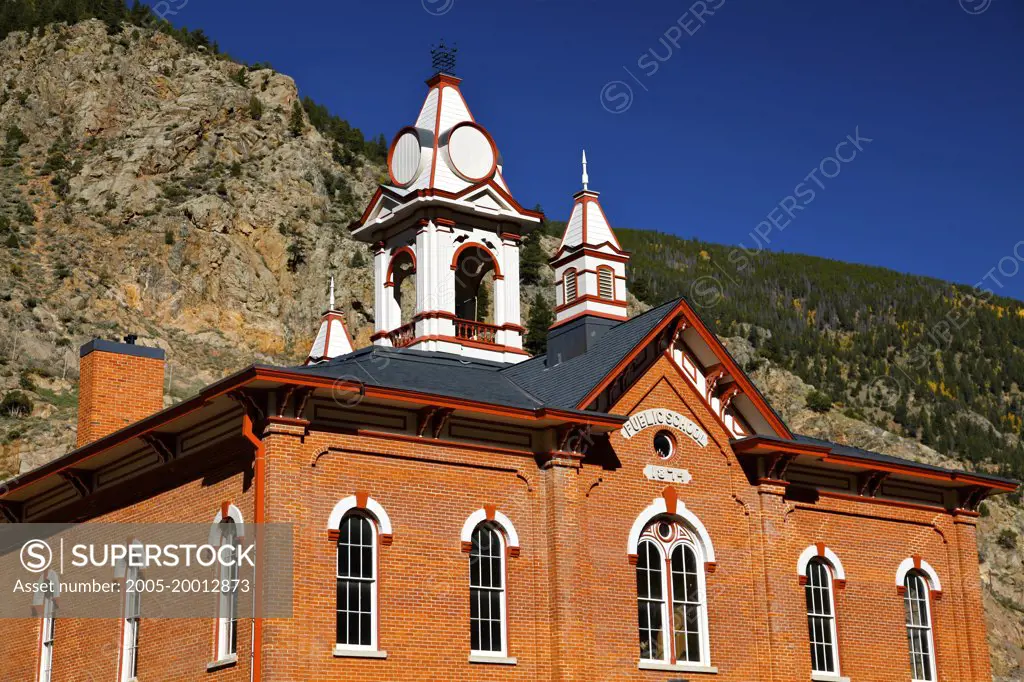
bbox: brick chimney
[77,338,166,447]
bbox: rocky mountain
[0,18,1020,680]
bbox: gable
[566,299,791,440]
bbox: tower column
[373,243,392,345]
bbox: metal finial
[430,39,458,76]
[581,150,589,191]
[329,276,335,310]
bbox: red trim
[549,308,628,330]
[446,121,498,183]
[386,126,421,188]
[550,245,630,266]
[553,294,627,314]
[386,246,417,285]
[240,410,264,682]
[400,334,529,355]
[428,80,445,188]
[425,73,462,88]
[451,242,502,277]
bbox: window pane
[469,524,505,653]
[335,514,376,647]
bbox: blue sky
[147,0,1024,300]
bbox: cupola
[546,151,631,366]
[349,46,543,364]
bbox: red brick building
[0,66,1016,682]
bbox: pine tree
[520,232,546,286]
[288,100,305,137]
[525,292,553,356]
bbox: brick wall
[2,354,994,680]
[0,439,254,682]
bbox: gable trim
[576,298,793,440]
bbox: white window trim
[797,545,846,581]
[335,513,380,653]
[895,557,942,592]
[459,508,520,550]
[805,559,841,677]
[37,571,58,682]
[208,503,245,544]
[327,495,393,535]
[636,525,712,667]
[215,517,240,662]
[626,498,716,562]
[903,572,939,682]
[468,523,509,658]
[120,565,141,682]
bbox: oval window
[653,430,675,459]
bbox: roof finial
[430,39,458,76]
[329,276,336,310]
[581,149,589,191]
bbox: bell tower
[350,45,543,364]
[546,151,631,366]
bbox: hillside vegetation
[618,229,1024,481]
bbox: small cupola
[546,151,631,366]
[307,277,354,364]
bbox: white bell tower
[350,50,542,364]
[551,151,630,327]
[545,152,632,366]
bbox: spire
[306,277,354,364]
[547,155,631,342]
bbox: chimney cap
[79,338,165,360]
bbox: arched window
[597,266,615,300]
[120,566,141,682]
[37,576,57,682]
[564,268,578,304]
[635,519,710,666]
[217,519,239,660]
[903,572,937,681]
[336,512,377,651]
[469,523,507,657]
[805,558,839,676]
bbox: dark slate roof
[287,346,545,411]
[500,298,682,409]
[732,433,1017,486]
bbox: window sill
[638,660,718,674]
[206,655,237,672]
[469,654,518,665]
[333,646,387,659]
[811,674,850,682]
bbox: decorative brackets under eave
[58,469,96,498]
[275,386,313,420]
[141,433,177,464]
[957,485,988,512]
[556,423,593,454]
[416,407,453,439]
[856,470,889,498]
[0,500,24,523]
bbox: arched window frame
[34,570,59,682]
[627,496,715,672]
[117,542,144,682]
[460,507,520,663]
[597,265,615,300]
[563,268,578,304]
[897,558,941,682]
[328,495,392,659]
[209,504,244,664]
[797,545,846,679]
